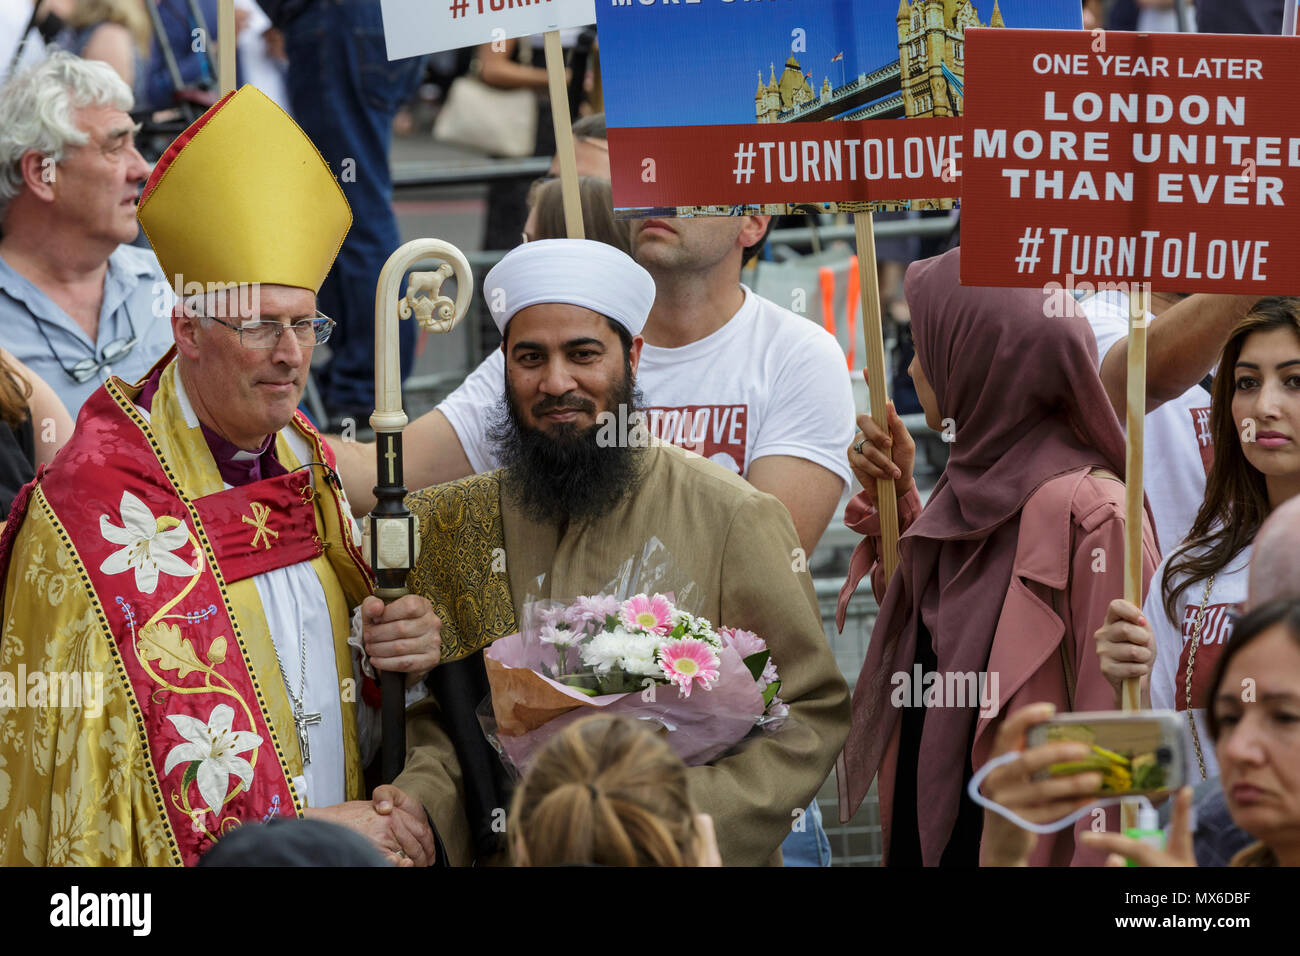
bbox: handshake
[302,592,443,866]
[305,785,436,867]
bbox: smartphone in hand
[1026,710,1186,797]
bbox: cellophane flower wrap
[479,539,789,775]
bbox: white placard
[381,0,595,60]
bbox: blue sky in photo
[597,0,1083,127]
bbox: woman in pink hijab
[836,248,1159,866]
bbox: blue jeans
[782,798,832,866]
[284,0,425,411]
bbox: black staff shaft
[371,428,412,784]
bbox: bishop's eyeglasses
[202,312,336,349]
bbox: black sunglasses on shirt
[33,311,139,384]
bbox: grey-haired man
[0,52,174,415]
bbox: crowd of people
[0,1,1295,871]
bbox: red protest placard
[960,29,1300,294]
[607,119,963,209]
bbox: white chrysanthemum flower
[580,628,663,677]
[622,632,664,676]
[579,630,628,674]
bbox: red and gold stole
[0,356,372,864]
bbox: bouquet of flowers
[538,591,786,707]
[481,581,789,774]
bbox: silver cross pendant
[294,706,323,764]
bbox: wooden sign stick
[543,30,584,240]
[218,0,236,96]
[1121,283,1149,832]
[855,211,899,579]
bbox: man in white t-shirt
[1085,290,1257,554]
[331,217,855,557]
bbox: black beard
[488,362,647,526]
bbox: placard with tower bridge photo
[595,0,1081,218]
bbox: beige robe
[396,441,849,865]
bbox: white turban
[484,238,656,337]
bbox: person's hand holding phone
[980,703,1104,866]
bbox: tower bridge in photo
[772,61,906,124]
[753,0,1006,126]
[679,0,1006,216]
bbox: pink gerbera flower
[620,593,673,635]
[658,639,720,698]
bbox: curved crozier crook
[372,239,475,428]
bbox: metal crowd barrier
[768,215,957,248]
[814,575,883,866]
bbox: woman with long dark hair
[1096,297,1300,784]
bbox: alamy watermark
[890,665,999,719]
[151,277,262,320]
[0,667,104,718]
[49,886,150,935]
[595,404,651,449]
[1041,273,1152,316]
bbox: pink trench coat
[837,467,1160,866]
